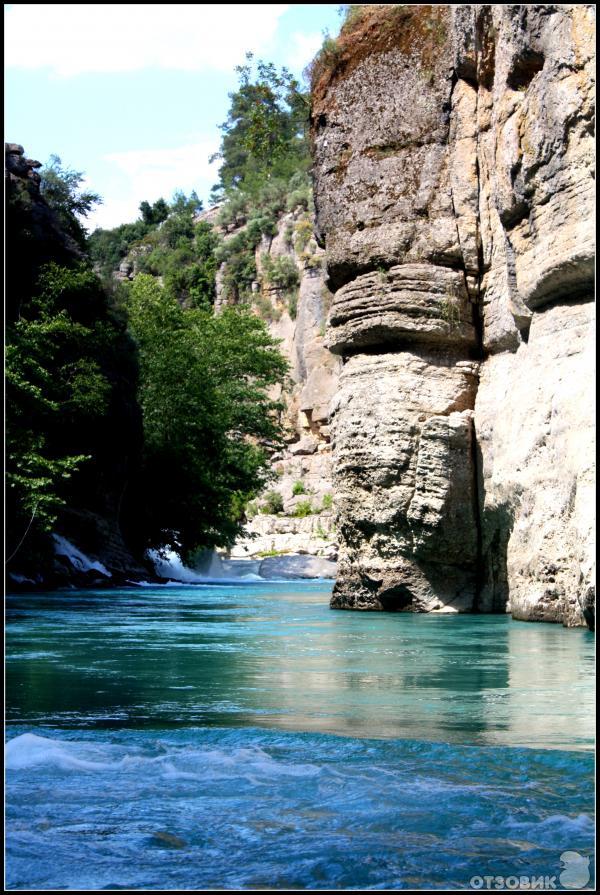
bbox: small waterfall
[53,535,111,578]
[147,548,262,583]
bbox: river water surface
[5,582,595,889]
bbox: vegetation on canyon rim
[6,52,314,569]
[309,4,448,105]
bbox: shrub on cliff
[89,219,153,280]
[260,491,284,515]
[293,500,314,518]
[89,191,212,306]
[209,53,310,203]
[261,254,300,292]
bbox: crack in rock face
[312,4,595,628]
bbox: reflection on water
[5,583,594,749]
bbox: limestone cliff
[212,206,341,563]
[311,5,594,626]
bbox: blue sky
[5,4,342,230]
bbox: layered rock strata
[311,5,594,626]
[214,207,342,562]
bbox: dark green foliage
[91,191,216,309]
[161,191,202,249]
[6,156,142,570]
[39,154,102,249]
[210,54,311,203]
[215,228,258,302]
[260,491,284,515]
[139,197,169,226]
[9,58,318,572]
[209,57,315,322]
[124,275,288,557]
[89,220,152,280]
[6,259,141,566]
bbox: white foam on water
[5,733,322,784]
[506,812,595,841]
[6,733,120,772]
[148,548,217,583]
[53,535,111,578]
[144,547,333,585]
[8,573,36,584]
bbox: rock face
[216,207,342,562]
[5,144,84,286]
[258,554,337,580]
[311,5,595,626]
[331,351,479,612]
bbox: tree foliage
[139,197,169,226]
[89,190,215,308]
[8,59,312,574]
[6,260,140,565]
[88,219,152,280]
[40,154,101,248]
[210,53,310,202]
[124,275,288,557]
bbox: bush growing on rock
[286,187,310,212]
[293,216,313,253]
[260,491,284,515]
[293,500,314,517]
[261,254,300,292]
[287,290,299,320]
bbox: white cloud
[5,4,289,76]
[104,140,219,184]
[287,31,324,74]
[85,138,220,230]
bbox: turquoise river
[5,581,595,890]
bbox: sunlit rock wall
[214,206,342,561]
[311,5,595,626]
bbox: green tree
[90,191,204,291]
[125,275,288,557]
[40,154,102,248]
[89,219,152,280]
[210,53,310,200]
[6,262,138,565]
[139,197,169,226]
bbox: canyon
[6,6,594,627]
